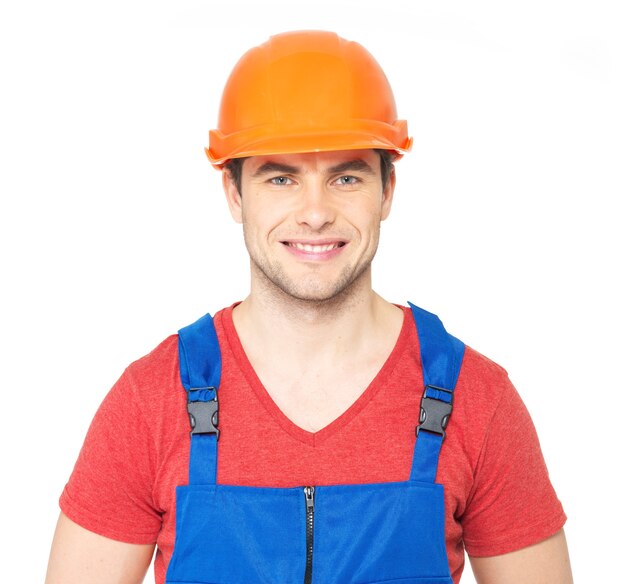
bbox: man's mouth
[284,241,346,253]
[281,240,348,256]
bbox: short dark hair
[224,157,246,196]
[224,149,395,196]
[378,150,394,191]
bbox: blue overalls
[166,303,465,584]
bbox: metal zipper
[303,486,315,584]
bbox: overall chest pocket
[166,481,452,584]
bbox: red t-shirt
[60,305,566,583]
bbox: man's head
[222,149,396,303]
[209,31,411,303]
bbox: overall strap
[408,302,465,484]
[178,313,222,485]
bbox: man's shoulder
[122,306,233,392]
[461,345,509,382]
[451,344,524,442]
[126,334,179,380]
[457,344,514,404]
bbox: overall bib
[166,303,465,584]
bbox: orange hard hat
[206,30,412,168]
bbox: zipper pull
[304,486,315,509]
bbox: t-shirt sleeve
[59,368,161,544]
[460,375,567,557]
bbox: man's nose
[294,182,336,231]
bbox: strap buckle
[187,387,219,438]
[416,385,453,438]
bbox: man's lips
[280,240,347,257]
[282,241,346,252]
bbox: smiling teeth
[289,242,340,252]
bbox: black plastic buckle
[187,388,219,438]
[416,385,453,438]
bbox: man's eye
[335,175,358,185]
[270,176,292,185]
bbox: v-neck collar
[219,303,413,447]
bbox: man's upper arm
[45,512,155,584]
[469,529,573,584]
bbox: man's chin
[250,257,371,305]
[268,276,362,306]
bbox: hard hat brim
[207,122,413,169]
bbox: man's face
[223,149,395,303]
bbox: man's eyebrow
[252,162,300,177]
[327,159,376,175]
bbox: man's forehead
[243,149,380,174]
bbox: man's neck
[232,279,401,371]
[231,272,404,432]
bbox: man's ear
[381,166,396,221]
[223,169,243,224]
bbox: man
[46,31,572,583]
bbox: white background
[1,1,624,582]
